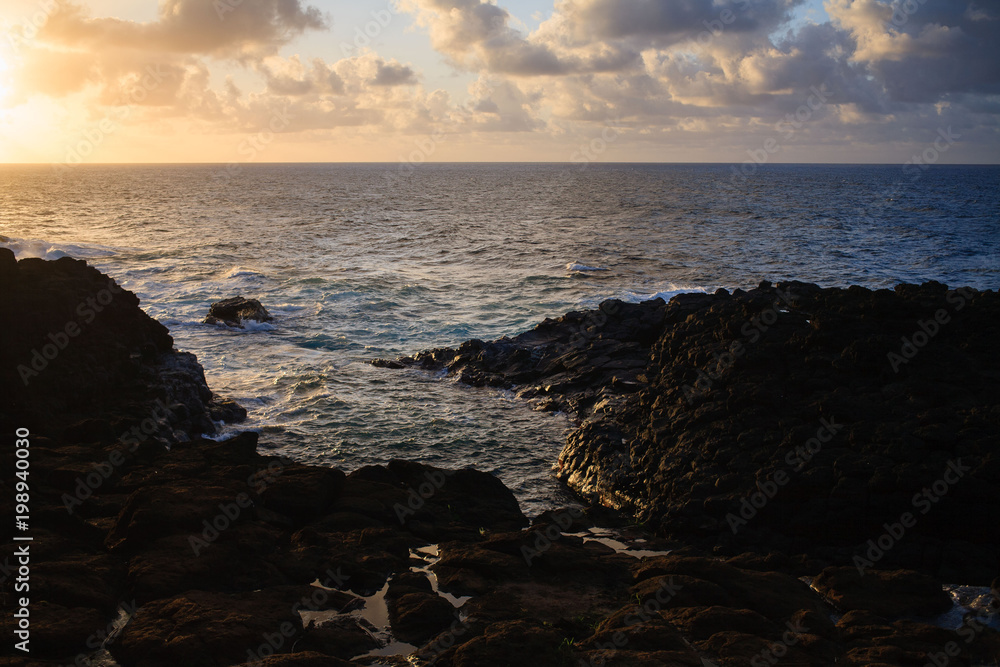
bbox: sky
[0,0,997,164]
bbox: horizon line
[1,161,999,167]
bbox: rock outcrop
[379,281,1000,584]
[4,258,998,667]
[204,296,273,328]
[1,252,244,440]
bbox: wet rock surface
[204,296,273,328]
[812,567,954,618]
[3,260,999,667]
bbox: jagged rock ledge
[377,281,1000,585]
[3,254,998,667]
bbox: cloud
[372,61,419,86]
[39,0,326,58]
[5,0,332,114]
[6,0,443,135]
[257,56,345,96]
[2,0,997,161]
[399,0,573,74]
[827,0,1000,102]
[543,0,795,43]
[13,47,97,97]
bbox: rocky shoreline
[2,253,998,666]
[380,281,1000,586]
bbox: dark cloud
[851,0,1000,103]
[561,0,797,42]
[41,0,326,57]
[372,62,419,86]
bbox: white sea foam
[203,430,241,442]
[225,266,264,279]
[205,319,276,332]
[1,236,117,261]
[566,262,609,272]
[239,320,276,332]
[267,303,308,314]
[619,284,710,303]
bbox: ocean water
[3,163,998,516]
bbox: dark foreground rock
[205,296,273,328]
[3,258,998,667]
[0,252,244,439]
[379,281,1000,585]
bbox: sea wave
[618,284,710,304]
[224,266,265,279]
[203,319,277,332]
[0,235,118,261]
[240,320,277,332]
[566,262,609,272]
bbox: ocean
[3,163,998,516]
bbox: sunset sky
[0,0,997,164]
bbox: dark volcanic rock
[0,246,16,283]
[249,653,354,667]
[258,464,346,522]
[435,620,571,667]
[384,281,1000,584]
[11,257,1000,666]
[386,577,456,644]
[112,588,325,667]
[205,296,273,328]
[0,255,243,440]
[9,601,105,659]
[813,567,953,617]
[296,615,382,659]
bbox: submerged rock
[205,296,273,328]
